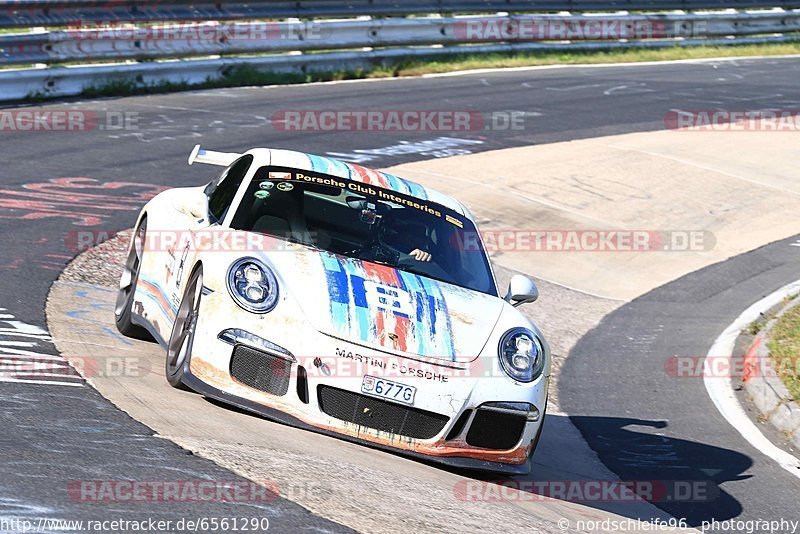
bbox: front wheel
[166,266,202,390]
[115,219,153,341]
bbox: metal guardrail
[5,34,795,102]
[3,0,800,27]
[2,12,799,66]
[0,3,798,101]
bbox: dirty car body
[115,145,550,475]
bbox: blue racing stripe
[307,154,351,180]
[404,180,428,200]
[419,275,456,360]
[321,253,353,337]
[381,172,410,196]
[322,156,353,179]
[338,257,371,342]
[397,271,429,356]
[320,251,455,358]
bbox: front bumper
[186,327,547,475]
[181,368,534,476]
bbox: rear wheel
[166,266,202,390]
[115,219,152,341]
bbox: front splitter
[181,372,531,476]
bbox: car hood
[263,244,503,363]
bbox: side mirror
[504,275,538,307]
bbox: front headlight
[498,328,544,383]
[227,258,279,313]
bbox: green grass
[364,42,800,77]
[75,64,372,99]
[747,320,765,336]
[768,302,800,401]
[30,41,800,100]
[80,77,192,98]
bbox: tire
[165,266,202,390]
[115,218,153,341]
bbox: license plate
[361,375,416,406]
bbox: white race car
[115,145,549,474]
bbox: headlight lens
[498,328,544,383]
[227,258,279,313]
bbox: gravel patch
[59,230,130,288]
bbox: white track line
[704,278,800,479]
[0,377,83,387]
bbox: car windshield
[229,166,497,295]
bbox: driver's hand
[409,249,432,262]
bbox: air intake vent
[229,344,291,396]
[296,365,309,404]
[465,408,526,450]
[445,409,472,441]
[317,385,448,440]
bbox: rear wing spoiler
[188,144,242,167]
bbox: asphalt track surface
[561,236,800,527]
[1,56,800,531]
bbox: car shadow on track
[201,394,750,527]
[515,414,751,527]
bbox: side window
[208,155,253,222]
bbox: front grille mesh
[317,385,448,439]
[229,344,291,396]
[465,408,527,450]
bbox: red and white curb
[704,280,800,479]
[741,299,800,450]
